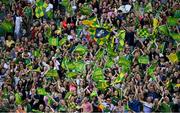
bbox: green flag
[74,61,85,72]
[46,10,53,19]
[66,61,76,70]
[114,72,125,84]
[147,64,156,75]
[44,26,51,39]
[144,3,152,13]
[90,91,98,98]
[76,25,83,37]
[48,37,59,46]
[80,4,92,15]
[138,55,149,64]
[92,68,104,82]
[64,92,73,100]
[96,80,108,90]
[15,93,22,105]
[61,57,68,69]
[107,44,118,57]
[35,7,44,18]
[174,10,180,18]
[159,25,169,36]
[61,0,73,14]
[118,57,131,67]
[59,37,67,46]
[167,17,179,26]
[137,28,150,38]
[32,49,41,58]
[23,6,33,17]
[170,33,180,41]
[95,49,104,60]
[45,69,59,78]
[73,45,87,55]
[66,71,78,78]
[0,20,13,33]
[37,88,47,96]
[105,57,114,68]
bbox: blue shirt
[128,99,141,112]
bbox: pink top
[69,84,76,92]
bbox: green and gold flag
[105,57,114,68]
[45,69,59,78]
[137,28,150,38]
[92,68,104,82]
[73,45,87,55]
[118,57,131,67]
[95,49,104,60]
[74,61,85,72]
[144,3,152,13]
[114,72,125,83]
[96,80,108,90]
[66,71,78,78]
[170,33,180,41]
[167,17,179,26]
[159,25,169,36]
[0,20,13,33]
[167,53,179,63]
[80,4,92,15]
[15,93,22,105]
[37,88,47,96]
[59,37,67,46]
[48,37,59,46]
[138,55,149,64]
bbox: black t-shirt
[125,31,135,46]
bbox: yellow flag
[167,53,178,63]
[175,84,180,87]
[82,20,93,26]
[153,18,159,29]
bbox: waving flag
[66,61,76,70]
[144,3,152,13]
[92,68,104,82]
[167,17,179,26]
[168,53,179,63]
[0,20,13,33]
[118,57,131,67]
[48,37,59,46]
[33,49,41,58]
[147,64,156,75]
[114,72,125,83]
[107,44,118,57]
[37,88,47,96]
[15,93,23,105]
[73,45,87,55]
[159,25,169,36]
[105,57,114,68]
[138,55,149,64]
[95,28,109,38]
[23,6,33,17]
[137,28,150,38]
[80,4,92,15]
[95,49,104,60]
[66,72,78,78]
[95,27,109,45]
[170,33,180,41]
[96,80,108,90]
[74,61,85,72]
[45,69,59,78]
[59,37,67,46]
[174,10,180,18]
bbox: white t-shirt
[15,16,22,34]
[46,3,53,12]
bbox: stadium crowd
[0,0,179,112]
